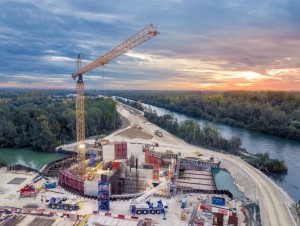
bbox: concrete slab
[7,177,27,185]
[87,215,138,226]
[29,217,56,226]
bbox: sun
[240,71,263,80]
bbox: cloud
[0,0,299,90]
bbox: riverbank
[119,97,300,202]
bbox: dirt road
[113,102,297,226]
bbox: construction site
[0,95,245,226]
[0,131,243,226]
[0,23,297,226]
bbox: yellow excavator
[86,163,102,181]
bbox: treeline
[244,153,287,173]
[110,91,300,141]
[118,98,287,173]
[115,98,144,111]
[0,90,121,152]
[146,111,242,154]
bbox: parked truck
[43,194,80,211]
[181,197,187,208]
[130,180,170,215]
[44,181,57,189]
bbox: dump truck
[154,130,163,137]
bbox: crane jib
[71,23,159,77]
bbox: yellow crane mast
[71,24,160,173]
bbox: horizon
[0,0,300,91]
[1,87,300,93]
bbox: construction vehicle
[85,163,102,181]
[152,142,159,147]
[195,150,203,156]
[181,197,187,208]
[155,130,163,137]
[43,194,80,211]
[181,210,187,221]
[44,181,57,189]
[94,139,109,147]
[71,24,159,173]
[130,180,170,215]
[93,141,101,147]
[20,183,38,198]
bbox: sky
[0,0,300,91]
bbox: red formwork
[114,142,127,160]
[153,165,159,180]
[145,150,162,167]
[145,150,150,163]
[59,170,85,194]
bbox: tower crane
[71,24,160,173]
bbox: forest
[110,91,300,141]
[117,98,287,173]
[0,90,121,152]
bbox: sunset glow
[0,0,299,90]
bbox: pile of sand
[116,127,153,139]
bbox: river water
[139,101,300,201]
[212,169,244,199]
[0,148,64,170]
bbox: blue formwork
[98,181,110,211]
[212,196,225,206]
[90,153,96,167]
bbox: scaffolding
[124,175,146,194]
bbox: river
[144,102,300,201]
[0,148,64,170]
[117,97,300,201]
